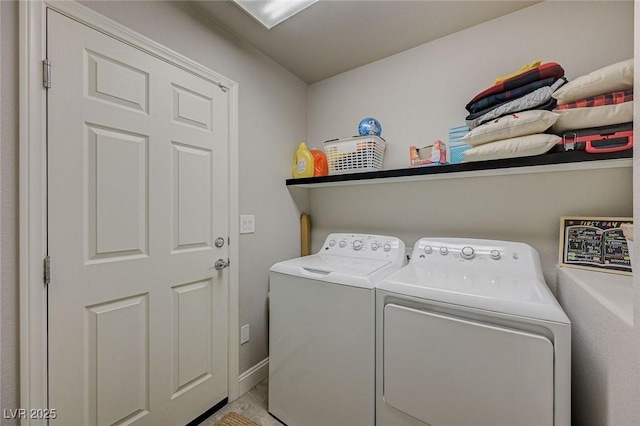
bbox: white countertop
[557,267,633,327]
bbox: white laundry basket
[323,135,386,175]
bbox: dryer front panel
[383,304,554,426]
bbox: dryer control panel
[410,237,544,281]
[322,233,406,266]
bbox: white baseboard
[237,357,269,398]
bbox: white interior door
[47,9,229,425]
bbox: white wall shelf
[286,151,632,188]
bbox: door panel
[383,304,554,426]
[172,84,213,130]
[87,295,149,426]
[87,50,149,113]
[89,125,149,260]
[172,142,213,251]
[47,9,229,425]
[172,279,215,396]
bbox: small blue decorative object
[358,117,382,136]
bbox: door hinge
[43,59,51,89]
[44,256,51,286]
[217,82,228,93]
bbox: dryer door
[383,304,554,426]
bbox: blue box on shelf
[448,124,470,164]
[449,143,470,164]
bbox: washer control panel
[411,237,542,279]
[322,233,406,264]
[418,240,506,262]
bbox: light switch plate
[240,324,250,344]
[240,215,255,234]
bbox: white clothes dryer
[376,238,571,426]
[269,233,406,426]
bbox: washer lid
[378,264,570,323]
[270,254,394,289]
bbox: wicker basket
[323,135,386,175]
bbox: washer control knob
[439,247,449,256]
[460,246,475,260]
[339,240,347,248]
[353,240,363,251]
[424,245,433,254]
[490,250,501,260]
[329,240,336,247]
[383,243,392,252]
[371,242,380,251]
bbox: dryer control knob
[339,240,347,248]
[329,240,336,247]
[439,247,449,256]
[383,243,392,252]
[424,245,433,254]
[490,250,501,260]
[353,240,363,250]
[371,242,380,251]
[460,246,475,260]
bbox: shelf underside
[286,150,633,188]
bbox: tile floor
[198,379,283,426]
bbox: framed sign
[559,216,633,275]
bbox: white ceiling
[192,0,541,84]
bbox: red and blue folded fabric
[466,77,558,114]
[464,62,566,129]
[466,62,565,111]
[554,89,633,110]
[466,78,566,129]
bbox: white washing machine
[269,233,406,426]
[376,238,571,426]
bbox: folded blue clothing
[465,78,566,129]
[466,77,558,114]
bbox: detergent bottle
[310,149,328,177]
[292,142,314,178]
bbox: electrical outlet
[240,324,250,344]
[240,215,255,234]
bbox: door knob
[212,258,229,271]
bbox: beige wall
[307,0,634,291]
[308,1,634,170]
[1,0,20,421]
[309,168,632,293]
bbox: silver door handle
[213,258,229,271]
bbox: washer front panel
[269,273,375,425]
[383,303,554,426]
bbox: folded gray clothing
[466,78,567,129]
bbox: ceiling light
[231,0,319,29]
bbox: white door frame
[19,1,241,421]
